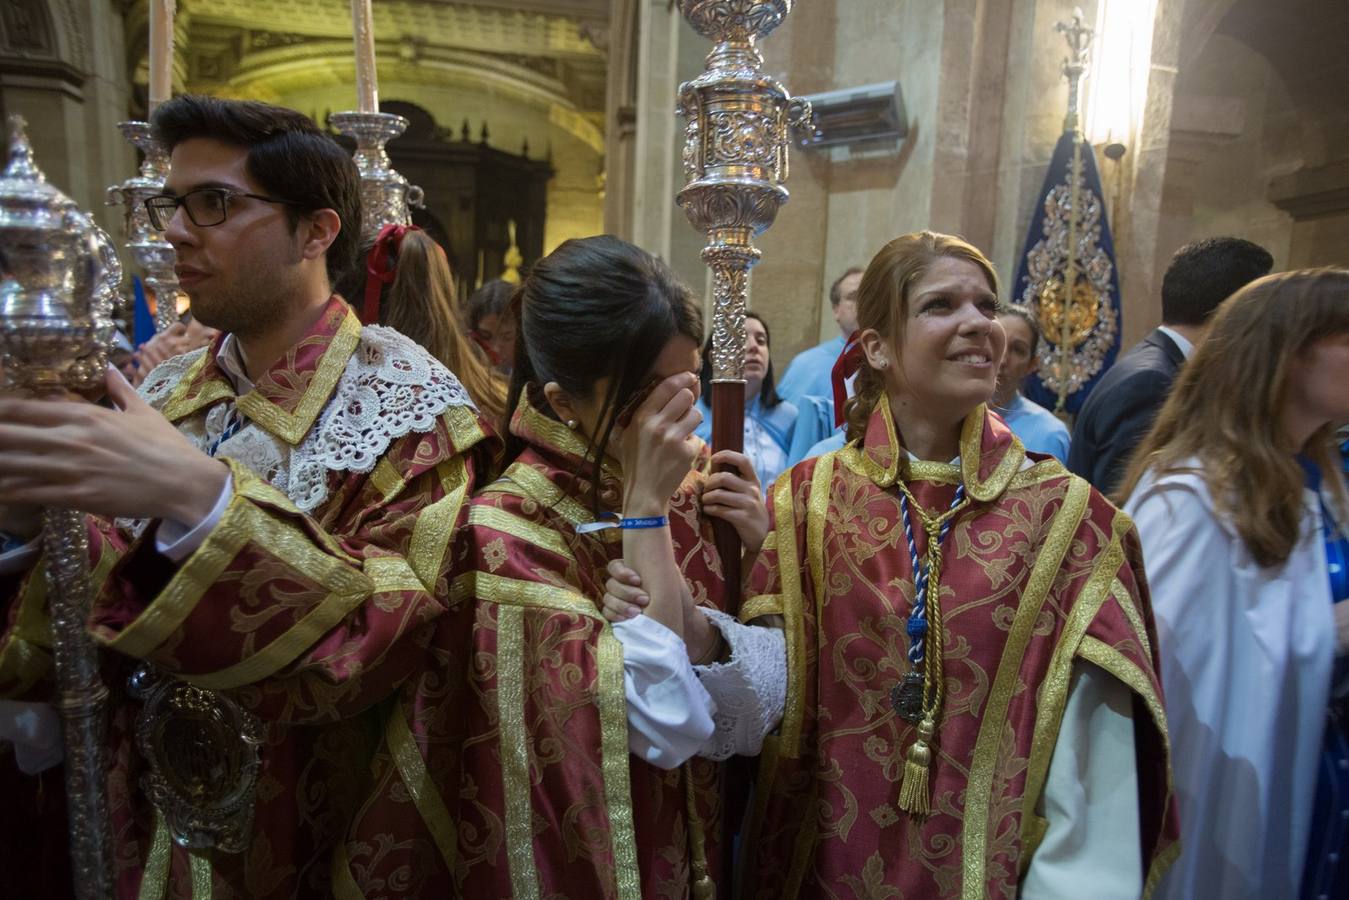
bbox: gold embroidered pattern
[368,458,405,503]
[236,308,362,445]
[773,476,807,758]
[387,701,459,873]
[137,812,174,900]
[597,626,642,900]
[329,841,364,900]
[807,453,834,612]
[960,476,1090,898]
[455,571,602,620]
[740,594,784,622]
[1019,520,1126,846]
[159,352,225,423]
[483,538,509,573]
[101,492,255,659]
[468,505,576,563]
[363,555,427,594]
[189,848,213,898]
[497,605,541,900]
[408,457,469,587]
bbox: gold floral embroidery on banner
[1019,153,1119,398]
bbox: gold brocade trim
[960,476,1090,899]
[0,562,54,694]
[739,594,783,623]
[505,463,620,541]
[101,491,255,659]
[409,457,469,588]
[1144,838,1183,900]
[329,841,364,900]
[369,458,405,504]
[772,477,806,758]
[598,627,642,900]
[1008,459,1070,491]
[443,403,488,453]
[387,699,459,873]
[235,307,363,446]
[189,850,212,899]
[364,555,429,593]
[1075,634,1179,900]
[519,394,623,483]
[1110,576,1153,661]
[959,405,1024,502]
[468,506,576,563]
[226,462,360,566]
[186,587,364,691]
[454,571,602,620]
[806,453,833,617]
[159,352,222,423]
[106,492,367,685]
[1018,520,1127,863]
[137,812,173,900]
[856,397,901,486]
[497,605,541,900]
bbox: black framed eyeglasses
[144,187,300,231]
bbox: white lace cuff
[693,608,786,761]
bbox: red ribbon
[831,330,865,427]
[361,223,420,325]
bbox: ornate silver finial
[4,115,45,182]
[107,120,180,332]
[0,112,116,900]
[330,110,424,243]
[675,0,813,383]
[1056,7,1094,135]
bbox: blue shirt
[776,334,846,406]
[995,394,1071,461]
[694,395,798,489]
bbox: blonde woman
[1119,268,1349,900]
[605,231,1178,897]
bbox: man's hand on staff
[0,367,228,526]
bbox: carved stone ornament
[129,666,267,853]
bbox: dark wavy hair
[698,311,783,410]
[505,235,703,510]
[151,95,361,285]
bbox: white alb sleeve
[154,474,233,562]
[1020,660,1142,899]
[692,607,786,761]
[611,613,716,770]
[0,699,64,774]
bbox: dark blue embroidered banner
[1012,131,1122,415]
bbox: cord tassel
[898,715,936,816]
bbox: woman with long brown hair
[604,231,1178,897]
[335,225,508,422]
[1118,268,1349,900]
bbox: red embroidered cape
[0,298,498,899]
[340,392,725,899]
[738,399,1179,899]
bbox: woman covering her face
[346,235,769,896]
[1119,268,1349,900]
[604,231,1178,898]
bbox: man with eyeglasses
[0,95,497,898]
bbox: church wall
[1,0,136,243]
